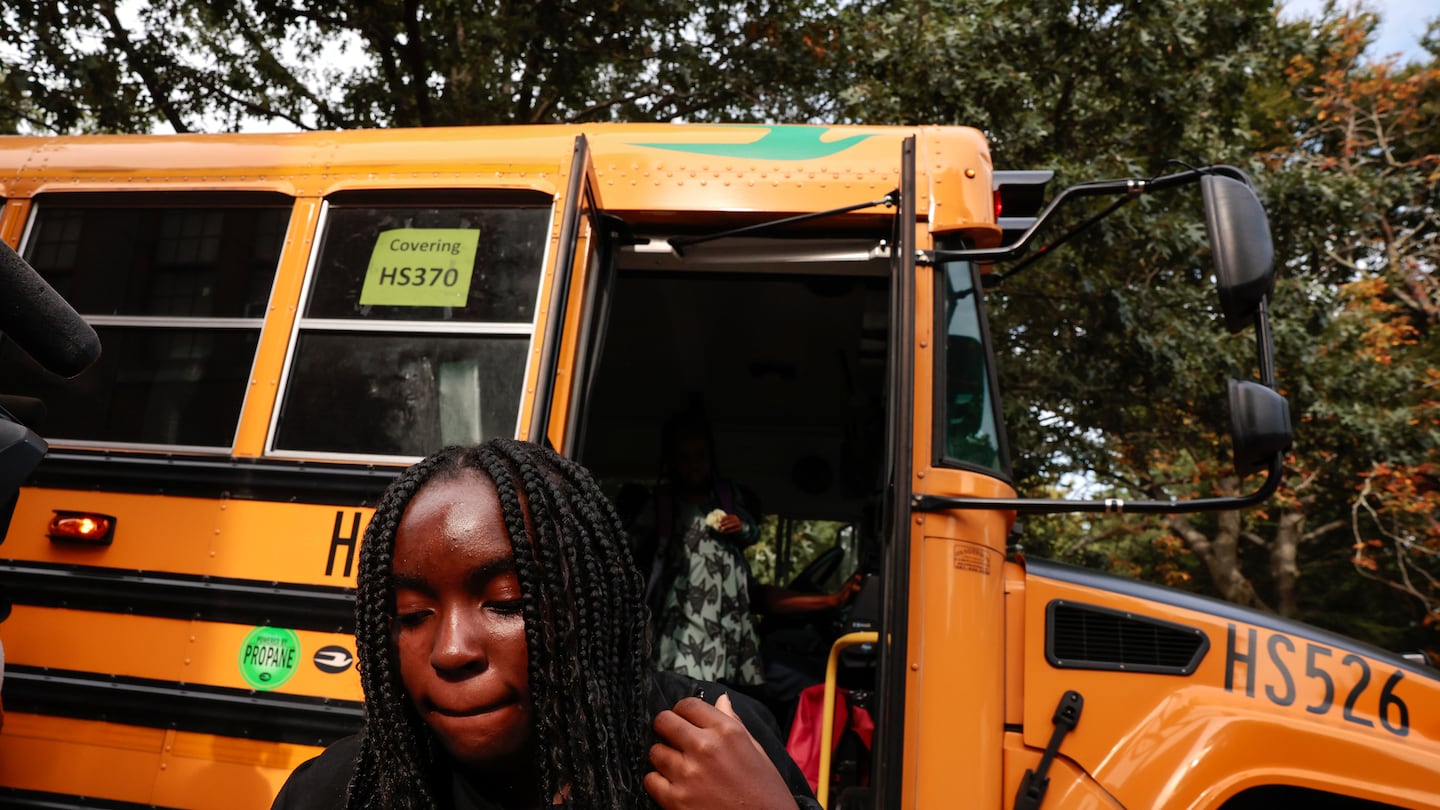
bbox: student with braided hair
[272,438,818,810]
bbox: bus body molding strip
[0,561,356,634]
[26,450,398,504]
[6,664,363,747]
[0,787,186,810]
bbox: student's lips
[426,697,516,717]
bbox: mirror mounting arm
[912,455,1283,516]
[919,166,1230,268]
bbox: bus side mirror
[1202,174,1274,335]
[1229,379,1291,477]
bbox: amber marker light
[48,511,117,545]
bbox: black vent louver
[1046,600,1209,675]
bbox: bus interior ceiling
[578,234,892,558]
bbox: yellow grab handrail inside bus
[817,630,879,809]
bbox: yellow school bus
[0,124,1435,809]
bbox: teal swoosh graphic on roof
[632,126,874,160]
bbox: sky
[1282,0,1436,64]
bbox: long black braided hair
[346,438,654,809]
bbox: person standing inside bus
[270,439,818,810]
[643,410,859,694]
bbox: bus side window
[270,196,551,460]
[0,194,289,450]
[940,261,1002,470]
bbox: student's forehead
[394,471,512,556]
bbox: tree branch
[97,0,188,132]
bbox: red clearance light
[48,511,116,545]
[994,191,1003,221]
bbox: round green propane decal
[239,626,301,690]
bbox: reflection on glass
[942,261,1002,469]
[279,198,551,459]
[25,204,286,317]
[274,333,527,457]
[305,206,549,323]
[0,327,259,447]
[0,197,290,448]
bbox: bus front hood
[1016,558,1440,809]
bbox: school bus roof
[0,124,999,238]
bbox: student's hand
[715,513,744,535]
[647,694,797,810]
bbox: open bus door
[869,135,916,810]
[523,134,612,456]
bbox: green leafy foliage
[0,0,849,132]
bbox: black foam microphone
[0,239,101,378]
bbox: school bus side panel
[0,131,581,806]
[0,486,368,805]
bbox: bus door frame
[525,134,614,454]
[872,136,918,809]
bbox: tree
[0,0,846,133]
[1265,9,1440,638]
[830,0,1440,655]
[1015,6,1440,652]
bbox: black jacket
[271,670,820,809]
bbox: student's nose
[431,606,487,672]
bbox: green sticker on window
[239,626,301,691]
[359,228,480,307]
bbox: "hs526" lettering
[1225,624,1411,737]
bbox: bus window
[938,258,1004,471]
[749,518,860,593]
[0,193,289,450]
[270,197,551,460]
